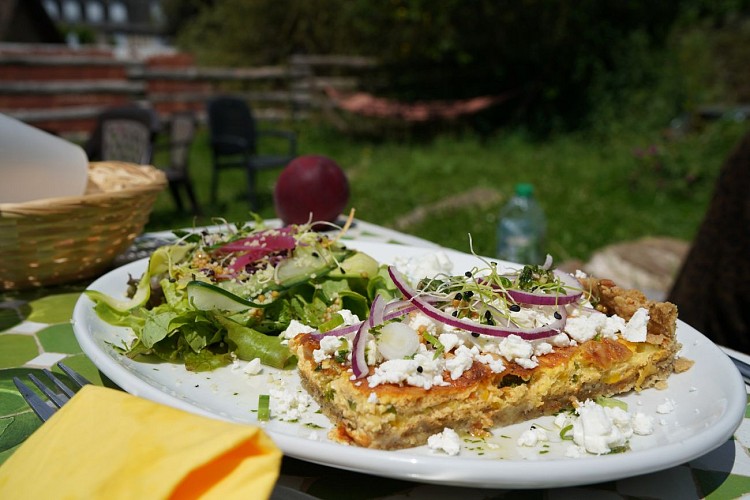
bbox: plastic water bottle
[496,183,546,264]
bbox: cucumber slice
[86,243,194,313]
[85,272,150,312]
[329,251,379,279]
[187,281,266,312]
[275,251,336,287]
[148,243,194,275]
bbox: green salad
[87,216,397,372]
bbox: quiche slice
[288,267,684,451]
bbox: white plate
[72,241,747,489]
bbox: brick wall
[0,44,142,136]
[0,44,376,138]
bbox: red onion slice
[489,270,583,306]
[388,266,566,340]
[311,300,417,338]
[351,294,386,379]
[541,254,554,270]
[505,271,582,306]
[351,319,370,379]
[370,294,386,326]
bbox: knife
[727,353,750,385]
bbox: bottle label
[496,220,543,264]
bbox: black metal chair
[156,111,201,214]
[85,105,160,165]
[206,96,297,208]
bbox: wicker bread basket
[0,161,167,290]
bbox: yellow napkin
[0,385,282,499]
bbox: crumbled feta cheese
[517,426,548,447]
[313,336,345,364]
[533,341,554,357]
[427,427,461,456]
[281,319,315,340]
[550,332,575,347]
[565,310,628,343]
[509,307,556,329]
[445,345,477,379]
[438,332,462,353]
[338,309,361,326]
[565,400,641,455]
[555,399,656,458]
[475,352,505,373]
[498,334,534,360]
[656,398,676,414]
[565,312,604,342]
[514,357,539,370]
[563,316,598,343]
[367,352,447,389]
[243,358,263,375]
[365,338,379,365]
[602,315,627,338]
[554,411,571,430]
[394,251,454,281]
[498,335,538,369]
[410,312,443,336]
[622,308,649,342]
[631,412,655,435]
[269,388,315,421]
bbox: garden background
[148,0,750,276]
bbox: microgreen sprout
[422,331,445,359]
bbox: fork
[13,362,91,422]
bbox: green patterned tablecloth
[2,221,750,499]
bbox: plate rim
[72,240,748,489]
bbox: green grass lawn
[146,118,749,263]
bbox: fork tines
[13,362,92,422]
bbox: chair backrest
[87,105,160,165]
[207,96,258,156]
[168,111,197,171]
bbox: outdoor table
[2,219,749,499]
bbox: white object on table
[0,114,88,203]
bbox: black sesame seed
[455,292,463,301]
[509,304,521,312]
[465,290,474,298]
[484,310,492,319]
[312,252,319,258]
[486,318,495,325]
[472,332,480,338]
[452,310,459,317]
[554,311,562,320]
[417,366,424,373]
[465,271,473,278]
